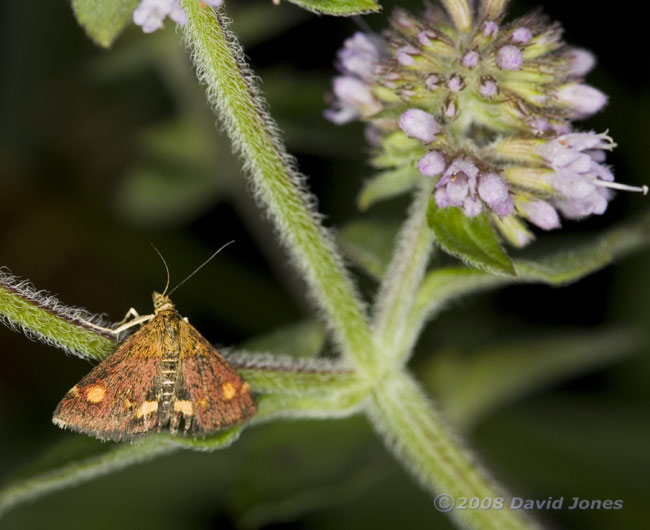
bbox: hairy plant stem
[372,177,436,365]
[180,2,375,374]
[368,371,541,530]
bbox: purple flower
[479,78,497,98]
[447,74,464,92]
[496,45,523,70]
[511,27,532,44]
[398,109,440,143]
[518,199,561,229]
[568,48,596,77]
[478,172,514,216]
[461,51,480,69]
[133,0,222,33]
[337,32,380,83]
[417,151,446,177]
[435,158,514,217]
[556,83,607,117]
[324,77,380,124]
[397,45,420,66]
[482,21,498,37]
[537,132,621,218]
[325,32,382,124]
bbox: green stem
[367,371,541,530]
[372,178,436,364]
[180,2,375,373]
[0,271,116,360]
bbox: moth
[53,245,256,441]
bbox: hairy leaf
[70,0,139,48]
[425,329,640,430]
[427,202,516,276]
[285,0,379,15]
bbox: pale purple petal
[425,74,440,90]
[447,75,464,92]
[461,51,480,69]
[418,31,437,47]
[338,32,380,82]
[568,48,596,77]
[557,132,613,152]
[482,21,498,37]
[491,197,514,216]
[463,196,482,217]
[554,188,610,219]
[496,45,523,70]
[333,76,375,107]
[478,172,510,206]
[511,27,532,44]
[520,200,561,229]
[133,0,172,33]
[435,187,452,207]
[398,109,440,143]
[446,173,470,205]
[556,83,607,116]
[417,151,446,177]
[445,100,457,117]
[551,171,597,199]
[168,0,187,25]
[397,45,419,66]
[480,78,498,98]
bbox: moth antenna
[168,240,235,297]
[151,243,171,296]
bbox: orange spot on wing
[86,385,106,403]
[222,382,236,400]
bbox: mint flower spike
[133,0,222,33]
[326,0,648,247]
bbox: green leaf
[403,212,650,357]
[358,166,421,211]
[425,329,641,430]
[115,119,230,227]
[427,201,515,276]
[285,0,379,16]
[0,387,366,518]
[70,0,139,48]
[338,219,400,280]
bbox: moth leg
[110,314,155,335]
[78,312,154,337]
[114,307,141,327]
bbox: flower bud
[398,109,440,143]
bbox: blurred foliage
[1,1,649,529]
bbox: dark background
[1,1,649,529]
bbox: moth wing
[52,321,162,441]
[179,321,256,436]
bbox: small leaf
[358,166,421,211]
[338,219,400,280]
[427,201,515,276]
[70,0,140,48]
[424,329,640,430]
[285,0,379,16]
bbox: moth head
[152,292,175,313]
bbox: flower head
[326,0,646,246]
